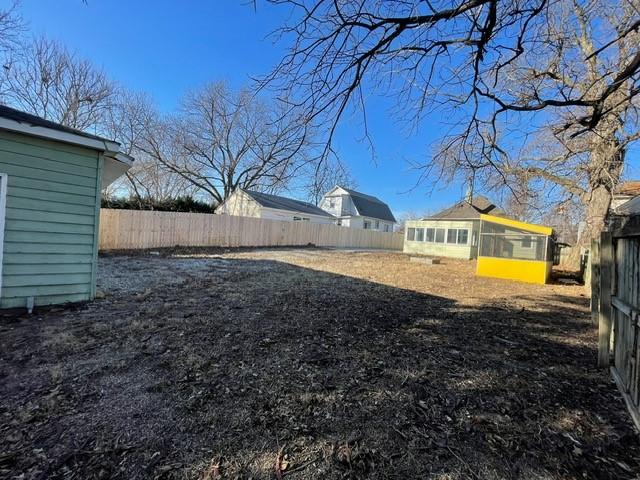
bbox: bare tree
[430,0,640,263]
[143,82,317,205]
[0,1,24,59]
[1,37,116,131]
[109,156,201,203]
[102,90,198,203]
[304,157,357,205]
[261,0,640,266]
[395,209,435,234]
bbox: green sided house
[404,195,505,259]
[0,105,132,310]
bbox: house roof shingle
[244,190,335,218]
[339,187,396,222]
[425,195,504,220]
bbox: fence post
[598,231,613,368]
[590,238,600,325]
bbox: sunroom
[476,214,556,284]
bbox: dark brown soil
[0,249,638,479]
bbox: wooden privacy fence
[593,214,640,430]
[99,209,404,251]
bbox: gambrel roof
[330,186,396,222]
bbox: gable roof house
[404,195,505,259]
[0,105,132,310]
[216,189,336,224]
[319,186,396,232]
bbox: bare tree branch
[144,82,319,205]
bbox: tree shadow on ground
[0,256,637,480]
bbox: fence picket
[596,225,640,431]
[98,209,404,251]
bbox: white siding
[362,217,394,232]
[320,187,395,230]
[259,207,335,224]
[216,190,262,218]
[320,192,357,217]
[217,190,334,224]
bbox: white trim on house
[0,173,8,298]
[0,117,133,167]
[0,117,118,152]
[102,154,134,189]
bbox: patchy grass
[0,248,638,480]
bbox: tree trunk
[564,135,623,278]
[564,184,611,269]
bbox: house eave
[0,116,121,153]
[0,117,134,189]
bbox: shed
[476,214,556,284]
[0,105,132,309]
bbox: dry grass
[0,248,637,480]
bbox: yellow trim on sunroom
[476,256,552,284]
[479,214,553,236]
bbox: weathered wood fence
[594,214,640,430]
[99,209,404,251]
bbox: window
[445,228,469,244]
[415,228,424,242]
[522,235,532,248]
[384,224,390,232]
[337,219,342,226]
[457,229,469,244]
[407,227,416,241]
[425,228,435,242]
[293,216,310,222]
[375,220,380,229]
[364,220,371,229]
[329,199,335,208]
[435,228,445,243]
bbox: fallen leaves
[0,250,637,480]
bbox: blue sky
[18,0,481,217]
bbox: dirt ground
[1,248,639,479]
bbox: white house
[319,186,396,231]
[404,195,505,259]
[216,189,336,224]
